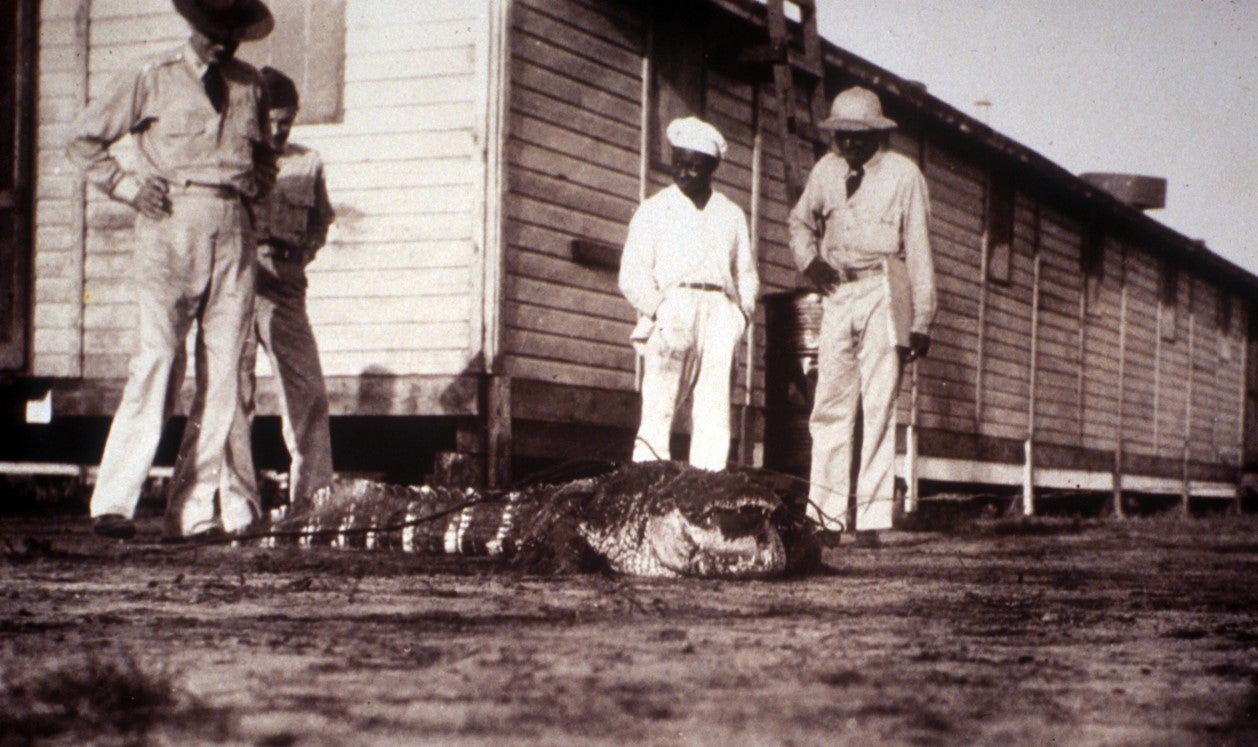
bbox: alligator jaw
[637,509,788,579]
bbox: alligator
[266,461,823,579]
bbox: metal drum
[763,290,823,479]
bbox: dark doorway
[0,0,37,372]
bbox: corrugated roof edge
[704,0,1258,293]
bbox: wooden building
[5,0,1257,506]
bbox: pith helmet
[820,86,897,131]
[173,0,274,42]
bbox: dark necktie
[202,63,227,113]
[845,167,864,199]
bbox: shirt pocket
[847,204,902,256]
[155,108,211,140]
[271,176,315,243]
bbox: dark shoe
[161,526,227,545]
[851,530,882,549]
[92,514,136,540]
[814,529,844,549]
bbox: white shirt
[788,150,936,335]
[619,185,758,320]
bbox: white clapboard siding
[30,0,89,377]
[39,0,494,383]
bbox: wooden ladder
[743,0,829,203]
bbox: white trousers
[632,288,746,471]
[808,276,902,531]
[226,252,334,516]
[89,191,256,537]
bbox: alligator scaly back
[268,461,821,579]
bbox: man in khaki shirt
[788,87,936,540]
[227,66,336,516]
[67,0,275,541]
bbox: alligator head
[514,461,820,578]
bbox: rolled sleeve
[66,67,147,204]
[903,169,936,335]
[618,205,663,319]
[733,209,759,317]
[788,165,827,273]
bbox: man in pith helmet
[788,86,936,542]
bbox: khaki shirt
[619,185,759,321]
[252,143,335,259]
[789,150,936,335]
[66,41,270,202]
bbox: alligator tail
[263,479,535,557]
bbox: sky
[815,0,1258,275]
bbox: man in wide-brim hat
[67,0,276,543]
[787,86,937,542]
[174,0,274,42]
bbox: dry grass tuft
[0,651,228,743]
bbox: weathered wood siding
[502,0,643,393]
[32,0,493,388]
[1078,233,1124,451]
[1034,206,1084,446]
[915,140,983,434]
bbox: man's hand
[803,257,840,294]
[906,331,931,361]
[131,176,171,219]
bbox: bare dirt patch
[2,503,1257,745]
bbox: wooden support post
[739,87,764,467]
[1113,246,1129,518]
[905,360,920,514]
[634,18,653,393]
[1234,302,1250,514]
[975,183,990,424]
[72,0,90,377]
[1024,250,1042,516]
[764,0,804,202]
[484,375,511,489]
[1154,291,1163,452]
[1183,281,1195,515]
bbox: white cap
[666,116,727,159]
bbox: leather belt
[678,282,725,293]
[259,241,303,261]
[169,181,239,199]
[836,264,883,283]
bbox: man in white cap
[619,116,758,471]
[788,86,936,542]
[67,0,276,541]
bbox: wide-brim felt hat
[820,86,897,131]
[173,0,274,42]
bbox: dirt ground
[1,493,1257,746]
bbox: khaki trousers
[808,276,902,531]
[227,252,333,513]
[89,191,256,536]
[632,287,746,471]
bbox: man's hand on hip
[131,177,171,220]
[803,258,839,294]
